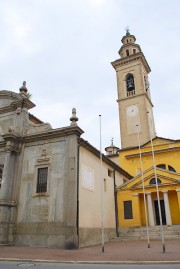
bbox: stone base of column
[0,201,17,245]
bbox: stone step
[109,226,180,241]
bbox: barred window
[36,167,48,193]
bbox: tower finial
[70,108,78,126]
[19,81,28,93]
[125,26,130,35]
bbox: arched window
[149,178,162,185]
[126,73,135,94]
[126,49,129,56]
[168,165,176,172]
[156,164,176,173]
[133,49,136,54]
[157,164,166,170]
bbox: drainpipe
[76,140,85,247]
[113,170,119,237]
[76,142,80,248]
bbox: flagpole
[136,124,150,248]
[147,112,165,253]
[99,115,105,252]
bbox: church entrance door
[154,200,166,225]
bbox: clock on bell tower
[111,30,156,149]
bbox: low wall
[15,222,78,248]
[79,227,116,247]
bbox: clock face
[127,105,138,117]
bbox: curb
[1,258,180,264]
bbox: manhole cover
[17,263,36,267]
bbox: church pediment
[141,136,177,149]
[118,166,180,191]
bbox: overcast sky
[0,0,179,151]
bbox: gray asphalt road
[0,262,180,269]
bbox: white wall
[79,146,124,229]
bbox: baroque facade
[0,83,131,247]
[111,30,180,229]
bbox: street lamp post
[136,124,150,248]
[147,112,165,253]
[99,115,105,253]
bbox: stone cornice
[0,98,35,115]
[2,132,21,143]
[119,136,180,153]
[125,146,180,159]
[111,52,151,74]
[0,90,35,114]
[0,140,6,147]
[118,43,141,55]
[0,200,17,206]
[117,92,154,107]
[24,125,84,143]
[130,182,180,191]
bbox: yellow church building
[117,137,180,228]
[111,30,180,229]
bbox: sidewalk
[0,240,180,264]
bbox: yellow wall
[118,188,180,228]
[117,190,142,227]
[119,139,180,177]
[169,191,180,224]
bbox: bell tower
[111,30,156,149]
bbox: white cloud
[0,0,179,151]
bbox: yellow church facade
[117,137,180,228]
[111,29,180,229]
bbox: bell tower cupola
[119,30,141,59]
[111,30,156,149]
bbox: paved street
[0,240,180,266]
[1,262,180,269]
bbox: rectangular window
[124,200,133,219]
[108,169,113,178]
[36,167,48,193]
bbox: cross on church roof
[125,26,130,35]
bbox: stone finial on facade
[19,81,28,94]
[70,108,78,126]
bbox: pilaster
[162,190,172,225]
[0,132,21,244]
[147,192,155,226]
[132,193,141,226]
[176,189,180,212]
